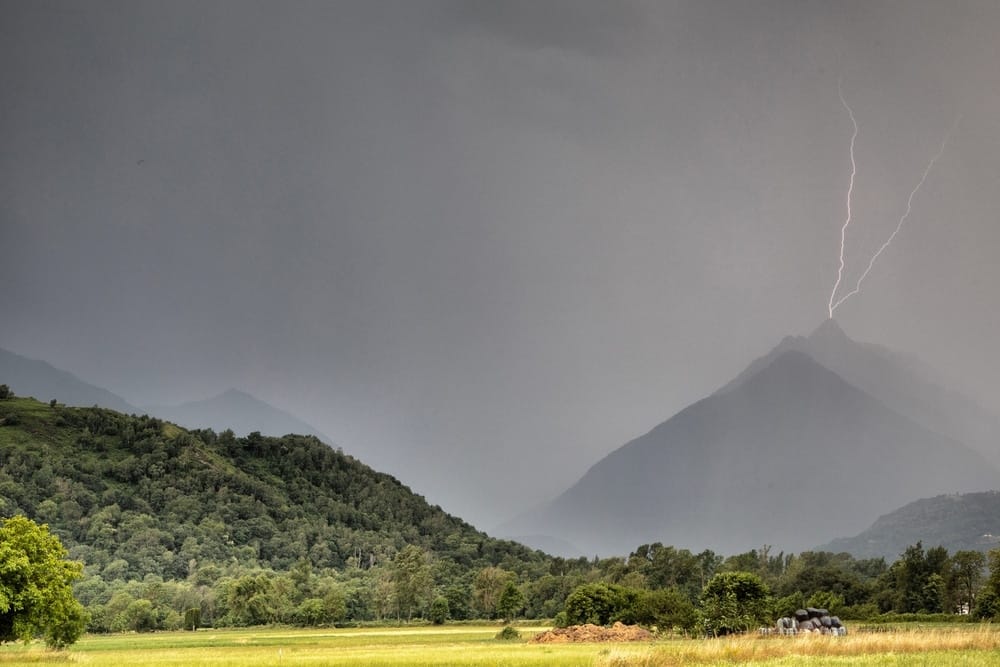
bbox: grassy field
[2,624,1000,666]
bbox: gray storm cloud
[3,1,1000,528]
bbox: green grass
[0,626,618,666]
[3,624,1000,667]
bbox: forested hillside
[822,492,1000,560]
[0,391,555,628]
[0,393,544,575]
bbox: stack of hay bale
[775,607,846,635]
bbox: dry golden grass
[596,626,1000,666]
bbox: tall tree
[496,581,526,623]
[473,566,513,619]
[0,516,87,648]
[948,551,985,613]
[392,546,431,621]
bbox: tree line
[3,391,1000,641]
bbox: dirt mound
[532,622,653,643]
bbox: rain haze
[3,0,1000,532]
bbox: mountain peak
[808,318,850,343]
[219,388,256,401]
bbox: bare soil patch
[532,622,653,643]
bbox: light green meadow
[2,624,1000,666]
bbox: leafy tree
[429,596,449,625]
[392,546,431,621]
[220,573,276,626]
[698,571,771,636]
[0,516,87,648]
[887,542,950,613]
[948,550,985,614]
[0,385,11,399]
[564,582,638,626]
[627,544,703,600]
[183,607,201,631]
[632,588,697,631]
[496,581,525,622]
[115,598,155,632]
[974,549,1000,619]
[473,566,513,619]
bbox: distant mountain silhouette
[145,388,334,443]
[0,347,138,414]
[721,318,1000,469]
[501,322,999,556]
[821,491,1000,560]
[0,347,333,446]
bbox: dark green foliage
[0,395,554,630]
[429,596,449,625]
[496,581,525,622]
[183,607,201,631]
[625,544,719,601]
[974,589,999,619]
[562,582,695,631]
[949,550,986,614]
[698,571,771,636]
[0,396,546,579]
[973,549,1000,619]
[0,385,11,399]
[441,583,471,621]
[631,588,697,631]
[495,625,520,640]
[564,583,632,626]
[880,542,951,613]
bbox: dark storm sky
[3,1,999,529]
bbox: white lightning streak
[830,116,959,314]
[828,78,859,319]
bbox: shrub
[698,571,772,636]
[430,596,449,625]
[564,582,638,626]
[495,625,521,640]
[633,588,697,632]
[184,607,201,630]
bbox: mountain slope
[0,347,138,414]
[505,347,998,556]
[0,394,546,582]
[721,319,1000,469]
[820,492,1000,560]
[145,388,333,442]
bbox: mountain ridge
[820,491,1000,560]
[502,322,999,556]
[0,345,334,446]
[0,347,138,414]
[144,388,334,443]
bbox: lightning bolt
[828,77,859,319]
[830,116,959,314]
